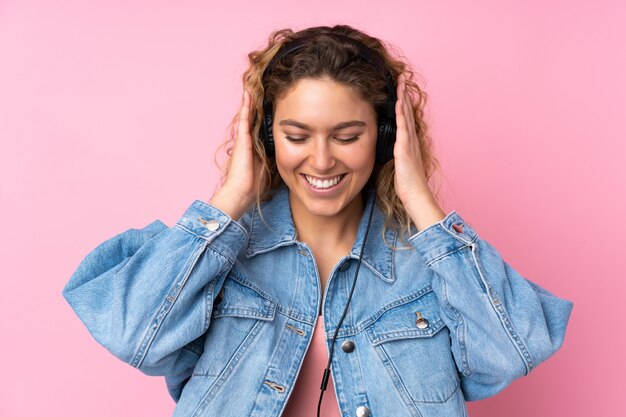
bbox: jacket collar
[245,186,397,283]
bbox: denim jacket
[62,186,573,417]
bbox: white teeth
[304,174,343,189]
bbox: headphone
[259,32,398,165]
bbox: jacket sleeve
[408,210,573,401]
[61,200,248,382]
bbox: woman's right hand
[210,89,266,221]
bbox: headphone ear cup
[376,119,396,164]
[261,101,275,157]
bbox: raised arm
[408,211,573,400]
[62,201,248,381]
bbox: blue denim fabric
[62,186,573,417]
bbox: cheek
[275,145,302,174]
[342,142,376,171]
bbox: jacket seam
[175,223,242,264]
[332,285,435,339]
[429,237,533,375]
[175,223,213,241]
[373,341,422,416]
[130,238,230,369]
[439,275,472,378]
[425,244,468,266]
[468,241,534,374]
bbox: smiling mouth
[302,174,346,189]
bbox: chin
[301,190,363,217]
[301,200,345,217]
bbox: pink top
[282,317,341,417]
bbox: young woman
[63,25,573,417]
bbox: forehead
[273,78,376,128]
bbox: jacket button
[416,318,429,329]
[198,217,220,231]
[341,340,355,353]
[339,262,350,272]
[205,219,220,231]
[415,311,429,329]
[356,405,371,417]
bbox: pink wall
[1,0,623,416]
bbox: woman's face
[273,77,378,220]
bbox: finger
[400,78,412,127]
[395,74,407,139]
[396,73,404,103]
[246,89,254,126]
[236,89,251,147]
[401,82,418,144]
[397,73,412,128]
[394,97,409,156]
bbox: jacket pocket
[192,273,276,380]
[364,287,459,404]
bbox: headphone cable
[316,191,376,417]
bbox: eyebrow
[278,119,366,131]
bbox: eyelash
[285,136,360,143]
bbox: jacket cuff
[175,199,248,262]
[408,211,478,264]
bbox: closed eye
[284,136,360,143]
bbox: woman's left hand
[393,72,447,231]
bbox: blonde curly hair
[215,24,444,248]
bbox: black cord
[316,192,376,417]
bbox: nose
[309,138,336,172]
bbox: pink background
[1,1,623,416]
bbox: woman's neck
[290,193,364,250]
